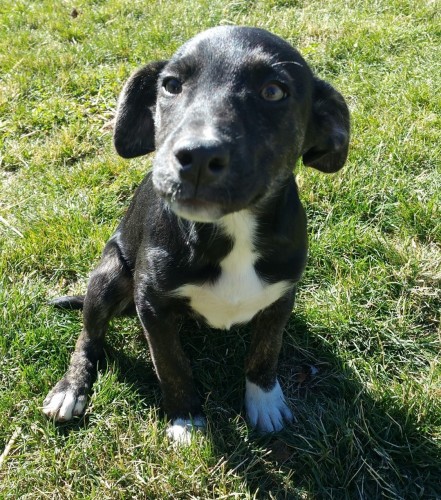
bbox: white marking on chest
[175,210,290,329]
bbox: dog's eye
[260,82,287,102]
[163,78,182,95]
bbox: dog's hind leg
[43,240,133,421]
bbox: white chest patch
[174,210,291,329]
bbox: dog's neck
[217,210,258,271]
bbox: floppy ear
[302,78,350,173]
[114,60,168,159]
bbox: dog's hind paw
[43,383,87,422]
[166,416,206,445]
[245,378,293,433]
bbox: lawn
[0,0,440,498]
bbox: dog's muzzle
[155,136,233,222]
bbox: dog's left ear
[114,60,168,159]
[302,78,350,173]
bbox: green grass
[1,0,440,497]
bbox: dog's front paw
[245,378,293,433]
[43,379,88,422]
[166,416,206,445]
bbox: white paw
[43,388,87,421]
[166,416,206,445]
[245,378,293,433]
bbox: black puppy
[43,26,349,443]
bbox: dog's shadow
[53,311,441,498]
[190,314,440,498]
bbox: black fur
[44,27,350,434]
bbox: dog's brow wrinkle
[272,61,303,68]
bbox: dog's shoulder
[254,178,308,284]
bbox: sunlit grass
[1,0,440,497]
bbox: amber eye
[260,82,287,101]
[163,78,182,95]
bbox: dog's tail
[49,295,85,310]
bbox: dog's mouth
[168,198,224,223]
[167,197,225,223]
[159,180,267,223]
[153,166,264,223]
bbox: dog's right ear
[114,61,168,158]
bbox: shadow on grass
[203,313,441,499]
[51,312,441,498]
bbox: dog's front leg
[245,290,295,433]
[136,300,204,443]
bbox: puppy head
[114,27,350,222]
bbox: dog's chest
[175,211,290,329]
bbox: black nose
[173,138,230,186]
